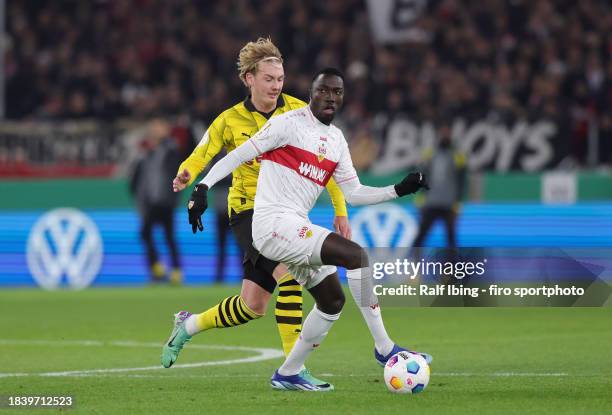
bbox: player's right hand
[173,169,191,192]
[188,184,208,233]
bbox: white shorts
[252,213,337,289]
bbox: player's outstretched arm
[186,142,257,233]
[333,138,428,206]
[173,118,227,192]
[187,120,284,233]
[337,172,428,206]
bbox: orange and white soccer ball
[383,351,430,394]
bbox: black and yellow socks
[275,274,303,356]
[193,295,262,331]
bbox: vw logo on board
[350,203,418,248]
[26,208,103,290]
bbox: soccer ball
[383,351,430,394]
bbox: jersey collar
[244,94,286,119]
[306,105,331,128]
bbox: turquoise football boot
[161,311,192,368]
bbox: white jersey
[201,106,397,219]
[250,106,355,219]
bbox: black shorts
[229,208,279,293]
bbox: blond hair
[237,37,283,86]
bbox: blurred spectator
[129,118,182,284]
[412,122,466,249]
[5,0,612,166]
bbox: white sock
[184,315,199,336]
[278,306,340,376]
[346,267,395,356]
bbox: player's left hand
[394,172,429,197]
[333,216,352,240]
[188,184,208,233]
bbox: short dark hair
[311,67,345,83]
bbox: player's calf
[275,275,304,356]
[308,272,345,315]
[240,279,272,315]
[188,295,263,332]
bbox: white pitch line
[0,339,284,378]
[0,340,583,379]
[31,372,579,380]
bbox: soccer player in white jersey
[188,68,431,391]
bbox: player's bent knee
[318,292,345,315]
[334,291,346,313]
[329,295,346,315]
[345,246,369,270]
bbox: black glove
[394,172,429,197]
[188,184,208,233]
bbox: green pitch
[0,286,611,415]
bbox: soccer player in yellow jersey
[161,39,351,381]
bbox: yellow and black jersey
[178,93,348,216]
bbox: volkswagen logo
[350,204,418,248]
[26,208,103,290]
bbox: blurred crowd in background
[5,0,612,165]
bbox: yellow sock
[195,295,261,331]
[151,262,166,279]
[169,268,183,285]
[275,274,303,356]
